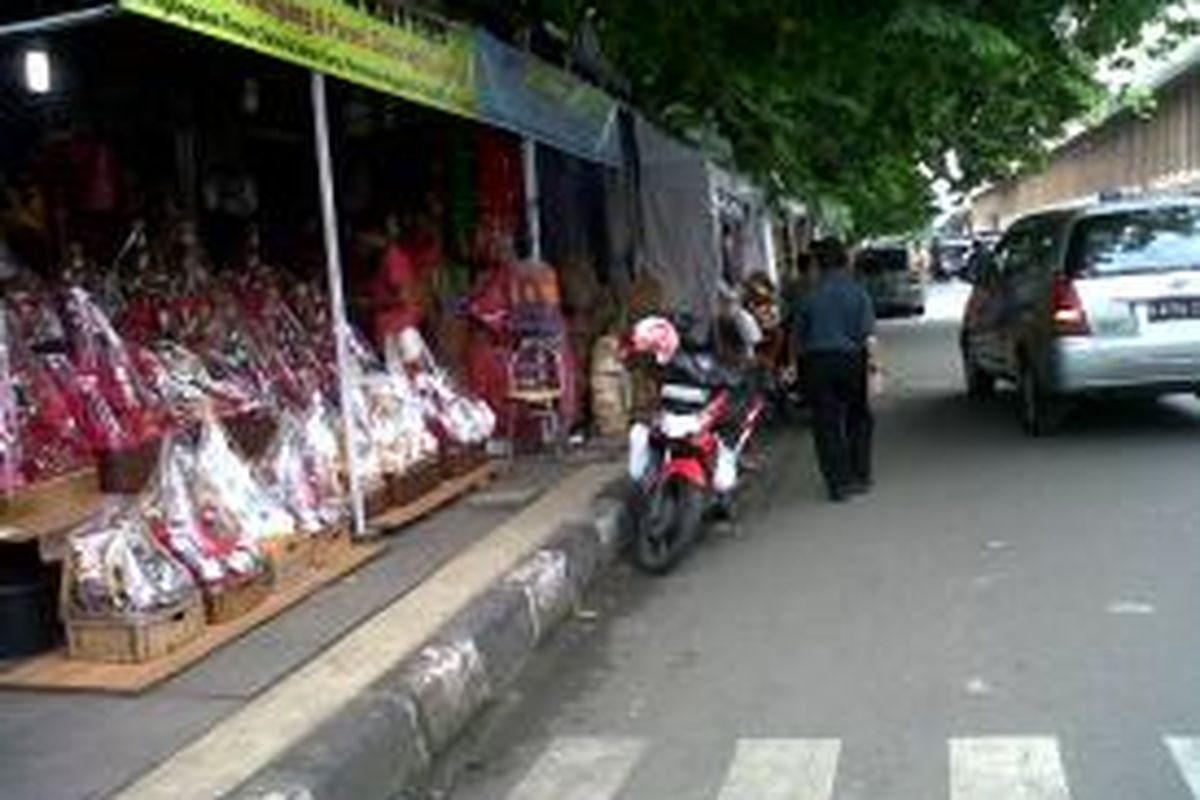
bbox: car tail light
[1051,275,1090,336]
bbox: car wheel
[1018,360,1063,437]
[962,343,994,400]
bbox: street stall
[0,1,505,690]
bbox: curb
[226,485,629,800]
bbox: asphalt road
[421,283,1200,800]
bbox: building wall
[972,67,1200,230]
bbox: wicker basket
[259,534,317,584]
[203,571,273,625]
[63,595,205,664]
[441,443,487,480]
[97,437,161,495]
[388,459,441,507]
[364,484,392,519]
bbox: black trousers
[806,350,873,494]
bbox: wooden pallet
[0,536,383,694]
[368,461,499,535]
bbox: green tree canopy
[452,0,1193,234]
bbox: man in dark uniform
[793,239,877,502]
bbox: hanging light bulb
[23,49,52,94]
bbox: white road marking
[716,738,840,800]
[505,737,646,800]
[1107,600,1156,615]
[950,737,1071,800]
[1166,737,1200,797]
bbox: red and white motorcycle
[625,317,766,574]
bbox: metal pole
[522,137,542,262]
[310,71,366,537]
[0,5,117,38]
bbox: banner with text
[119,0,477,118]
[476,31,622,167]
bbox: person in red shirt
[365,214,423,371]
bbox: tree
[450,0,1191,234]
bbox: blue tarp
[475,30,622,167]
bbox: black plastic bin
[0,545,60,659]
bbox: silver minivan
[961,195,1200,434]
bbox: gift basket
[191,414,301,582]
[6,296,94,484]
[61,500,204,663]
[61,287,166,492]
[0,306,23,502]
[360,373,441,507]
[142,432,272,624]
[394,328,495,478]
[257,395,350,572]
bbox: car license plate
[1148,298,1200,321]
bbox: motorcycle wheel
[631,477,705,575]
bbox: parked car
[932,237,973,281]
[854,243,926,318]
[961,195,1200,434]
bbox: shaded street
[425,283,1200,800]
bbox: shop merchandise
[191,415,296,546]
[142,433,266,588]
[258,398,347,534]
[66,501,196,618]
[0,307,22,495]
[359,373,440,476]
[395,327,495,446]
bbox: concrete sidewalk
[0,455,625,800]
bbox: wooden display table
[0,533,383,694]
[0,470,104,560]
[368,461,499,534]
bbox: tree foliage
[451,0,1190,234]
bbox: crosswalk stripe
[504,736,646,800]
[716,738,841,800]
[950,737,1071,800]
[1166,738,1200,797]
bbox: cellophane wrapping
[361,373,439,476]
[0,306,23,496]
[66,499,196,619]
[395,328,495,446]
[5,294,93,481]
[192,414,296,545]
[61,287,164,447]
[142,433,266,588]
[258,395,346,534]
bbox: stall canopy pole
[522,138,542,262]
[310,70,366,537]
[0,4,117,38]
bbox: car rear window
[856,249,909,274]
[1068,206,1200,276]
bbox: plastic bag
[67,500,195,618]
